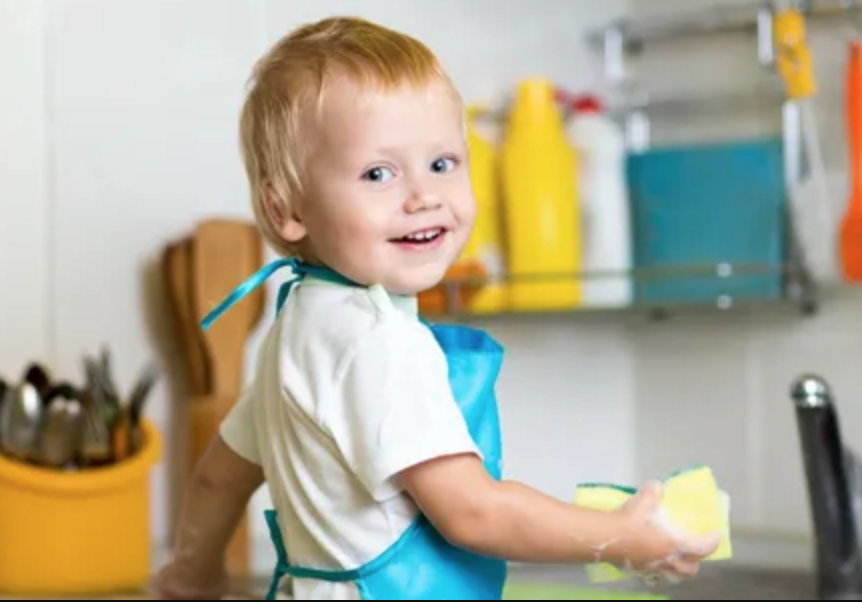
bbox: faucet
[791,374,862,600]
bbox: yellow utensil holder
[0,419,161,595]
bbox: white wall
[0,0,634,574]
[0,1,50,380]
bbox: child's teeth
[406,229,439,241]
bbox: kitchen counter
[507,564,820,600]
[0,566,822,600]
[0,567,821,600]
[505,533,822,600]
[0,534,825,599]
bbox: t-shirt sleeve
[219,388,261,465]
[325,318,481,501]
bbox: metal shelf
[578,0,833,322]
[587,0,862,52]
[469,82,785,125]
[423,262,818,322]
[608,81,786,116]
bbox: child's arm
[152,436,263,599]
[398,455,718,577]
[174,435,264,569]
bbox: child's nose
[403,187,442,213]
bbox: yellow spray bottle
[500,78,581,310]
[462,104,506,313]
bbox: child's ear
[264,184,306,243]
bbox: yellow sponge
[572,465,731,583]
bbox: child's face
[292,76,475,295]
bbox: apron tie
[200,257,356,330]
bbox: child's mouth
[391,227,446,248]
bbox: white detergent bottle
[565,94,633,307]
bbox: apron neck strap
[200,257,359,331]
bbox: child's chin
[387,269,449,296]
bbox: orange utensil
[417,260,487,315]
[839,39,862,281]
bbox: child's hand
[149,557,228,600]
[606,480,720,583]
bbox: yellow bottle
[462,105,506,314]
[501,78,581,310]
[418,105,507,315]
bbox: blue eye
[362,166,394,182]
[430,157,456,173]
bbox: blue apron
[201,258,508,600]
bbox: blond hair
[239,16,458,257]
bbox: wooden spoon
[162,240,210,395]
[191,219,263,398]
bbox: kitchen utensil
[191,218,264,397]
[111,420,131,462]
[87,349,117,404]
[0,379,7,417]
[95,347,123,425]
[128,362,158,424]
[81,360,114,466]
[772,6,837,284]
[0,383,43,459]
[36,385,84,468]
[112,362,159,459]
[22,362,51,401]
[840,39,862,281]
[164,239,210,394]
[81,395,112,466]
[0,353,157,470]
[43,381,79,404]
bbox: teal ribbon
[200,257,356,331]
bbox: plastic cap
[571,95,605,114]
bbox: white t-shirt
[220,277,481,599]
